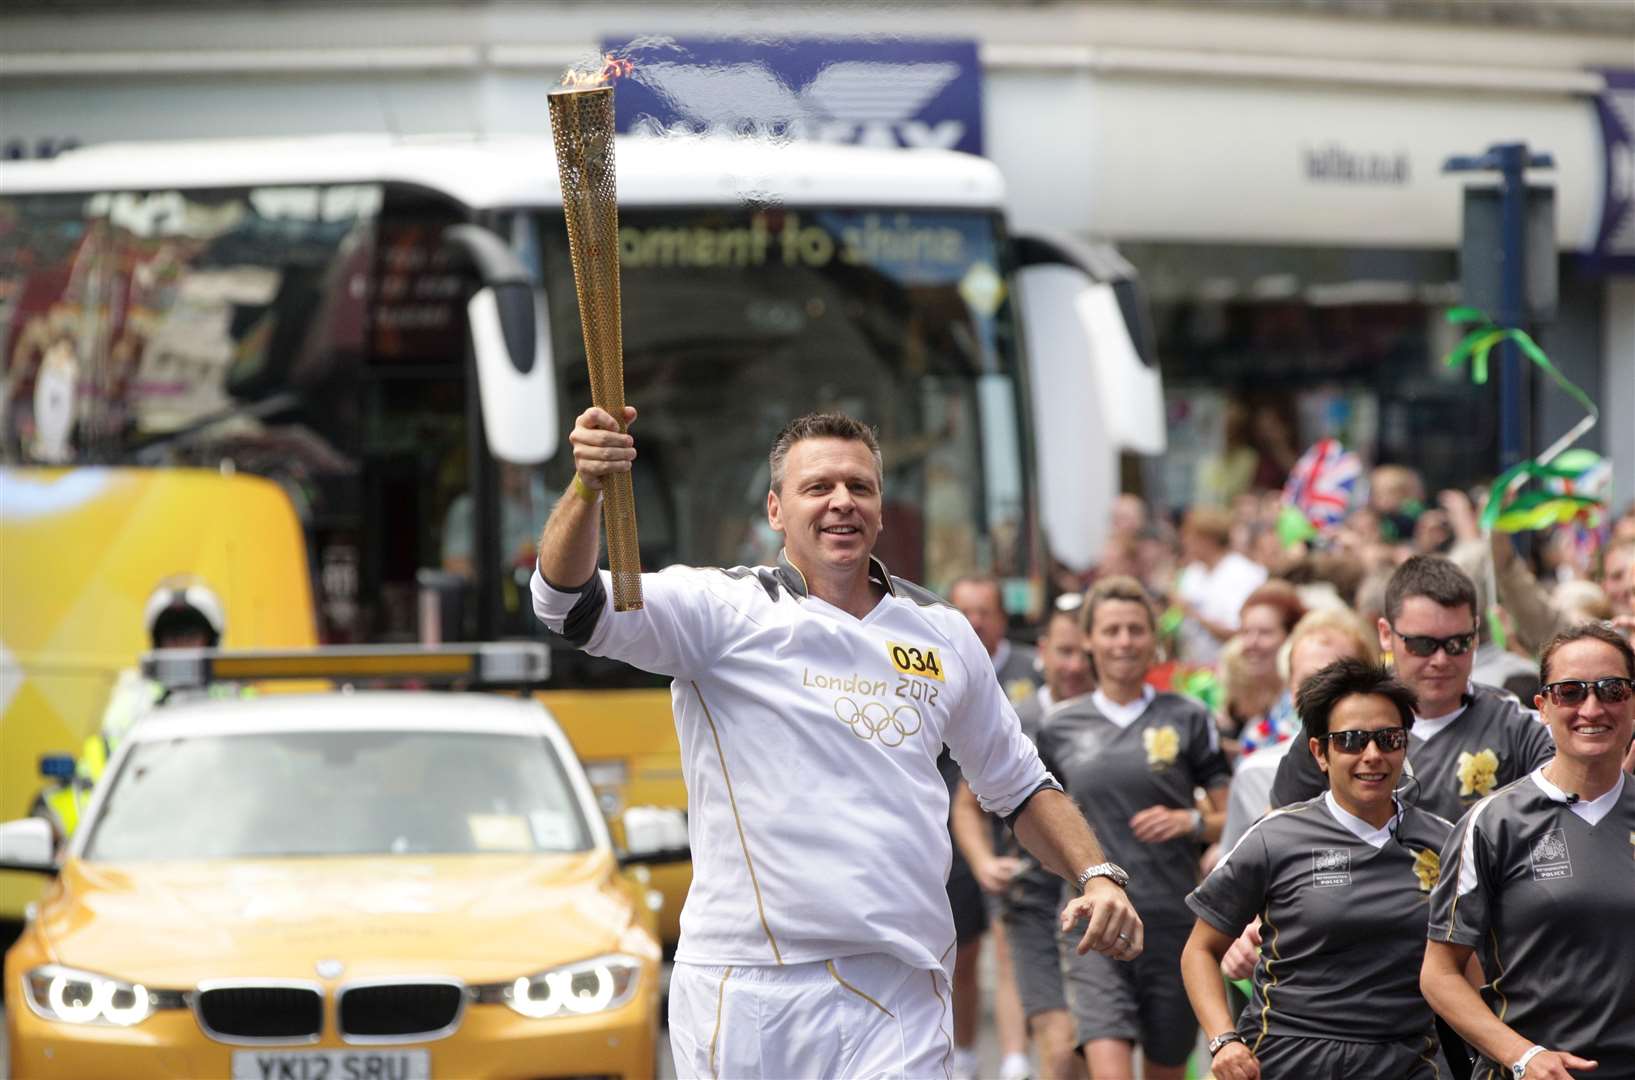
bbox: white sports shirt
[532,552,1057,974]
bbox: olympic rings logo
[832,697,923,748]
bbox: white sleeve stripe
[1455,793,1499,897]
[1212,802,1306,875]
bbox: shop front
[1066,70,1625,510]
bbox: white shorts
[668,953,955,1080]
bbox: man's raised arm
[538,405,636,587]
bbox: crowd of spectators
[942,463,1635,1079]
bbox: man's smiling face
[767,436,883,582]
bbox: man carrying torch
[533,407,1140,1076]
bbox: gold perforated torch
[549,57,642,610]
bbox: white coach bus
[1,133,1161,628]
[1,135,1162,929]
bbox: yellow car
[1,645,680,1080]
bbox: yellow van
[0,467,317,922]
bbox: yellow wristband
[571,473,601,504]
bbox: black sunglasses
[1540,677,1634,707]
[1323,727,1411,754]
[1390,627,1478,658]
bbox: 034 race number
[886,641,945,682]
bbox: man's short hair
[1040,605,1082,641]
[1297,658,1418,742]
[767,412,882,494]
[1383,554,1478,625]
[948,574,1003,608]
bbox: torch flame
[561,53,635,89]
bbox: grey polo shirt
[1037,689,1231,926]
[1189,794,1454,1046]
[1428,770,1635,1077]
[1269,683,1554,823]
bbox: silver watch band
[1074,862,1128,891]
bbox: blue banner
[1588,68,1635,273]
[599,37,984,155]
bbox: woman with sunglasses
[1422,623,1635,1080]
[1036,575,1231,1079]
[1181,658,1454,1080]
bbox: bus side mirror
[0,818,58,875]
[443,225,559,465]
[1014,234,1166,575]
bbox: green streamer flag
[1444,309,1598,420]
[1442,308,1605,536]
[1443,307,1607,652]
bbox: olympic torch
[549,61,642,610]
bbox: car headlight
[24,964,156,1027]
[472,954,642,1019]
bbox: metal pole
[1494,142,1529,472]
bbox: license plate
[230,1049,430,1080]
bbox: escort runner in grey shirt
[1189,793,1454,1072]
[1428,770,1635,1078]
[1269,683,1553,822]
[1039,688,1230,1063]
[1038,690,1232,926]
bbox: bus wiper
[125,393,301,465]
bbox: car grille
[339,983,464,1039]
[197,985,323,1041]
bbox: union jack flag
[1282,438,1362,532]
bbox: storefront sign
[1087,78,1599,249]
[599,37,983,155]
[1589,68,1635,272]
[1302,144,1411,185]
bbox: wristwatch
[1209,1032,1245,1056]
[1074,862,1130,891]
[1511,1045,1546,1078]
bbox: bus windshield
[530,206,1031,595]
[0,183,1033,642]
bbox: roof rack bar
[142,643,550,691]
